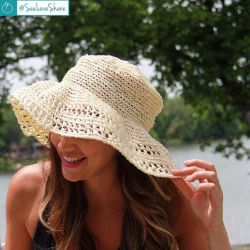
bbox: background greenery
[0,0,250,172]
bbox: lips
[63,156,85,163]
[61,155,86,169]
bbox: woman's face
[50,132,119,182]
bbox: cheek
[78,141,109,159]
[92,143,118,162]
[50,134,59,147]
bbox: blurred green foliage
[0,154,16,173]
[150,87,249,159]
[0,104,38,172]
[0,0,250,161]
[0,104,35,151]
[147,0,250,159]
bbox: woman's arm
[5,165,42,250]
[171,189,209,250]
[171,159,231,250]
[206,223,230,250]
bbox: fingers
[172,159,224,229]
[185,170,218,185]
[171,159,223,201]
[184,159,217,173]
[171,159,221,187]
[195,182,216,193]
[184,159,222,189]
[171,178,195,201]
[171,166,199,177]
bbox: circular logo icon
[2,2,14,14]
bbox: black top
[32,204,55,250]
[32,204,127,250]
[32,219,56,249]
[32,218,127,250]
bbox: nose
[57,135,77,152]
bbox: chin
[64,176,81,182]
[61,169,83,182]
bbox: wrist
[206,222,231,250]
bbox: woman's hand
[170,159,223,231]
[170,159,231,250]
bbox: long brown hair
[39,141,180,249]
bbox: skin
[5,133,231,250]
[171,160,231,250]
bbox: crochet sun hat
[8,55,177,177]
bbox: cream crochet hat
[8,55,177,177]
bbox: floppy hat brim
[8,80,177,177]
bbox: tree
[147,0,250,158]
[0,0,249,159]
[0,85,10,148]
[0,1,148,80]
[0,0,149,153]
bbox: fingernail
[185,176,192,181]
[184,160,192,165]
[170,169,178,172]
[167,174,176,178]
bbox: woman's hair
[39,141,181,250]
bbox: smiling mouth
[63,156,86,163]
[61,156,86,169]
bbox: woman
[5,55,230,249]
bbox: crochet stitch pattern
[8,55,177,177]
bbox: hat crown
[62,55,163,131]
[9,54,175,177]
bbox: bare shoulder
[5,161,51,248]
[9,160,50,193]
[6,160,51,219]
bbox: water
[0,143,249,245]
[0,173,12,244]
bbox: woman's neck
[83,167,124,209]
